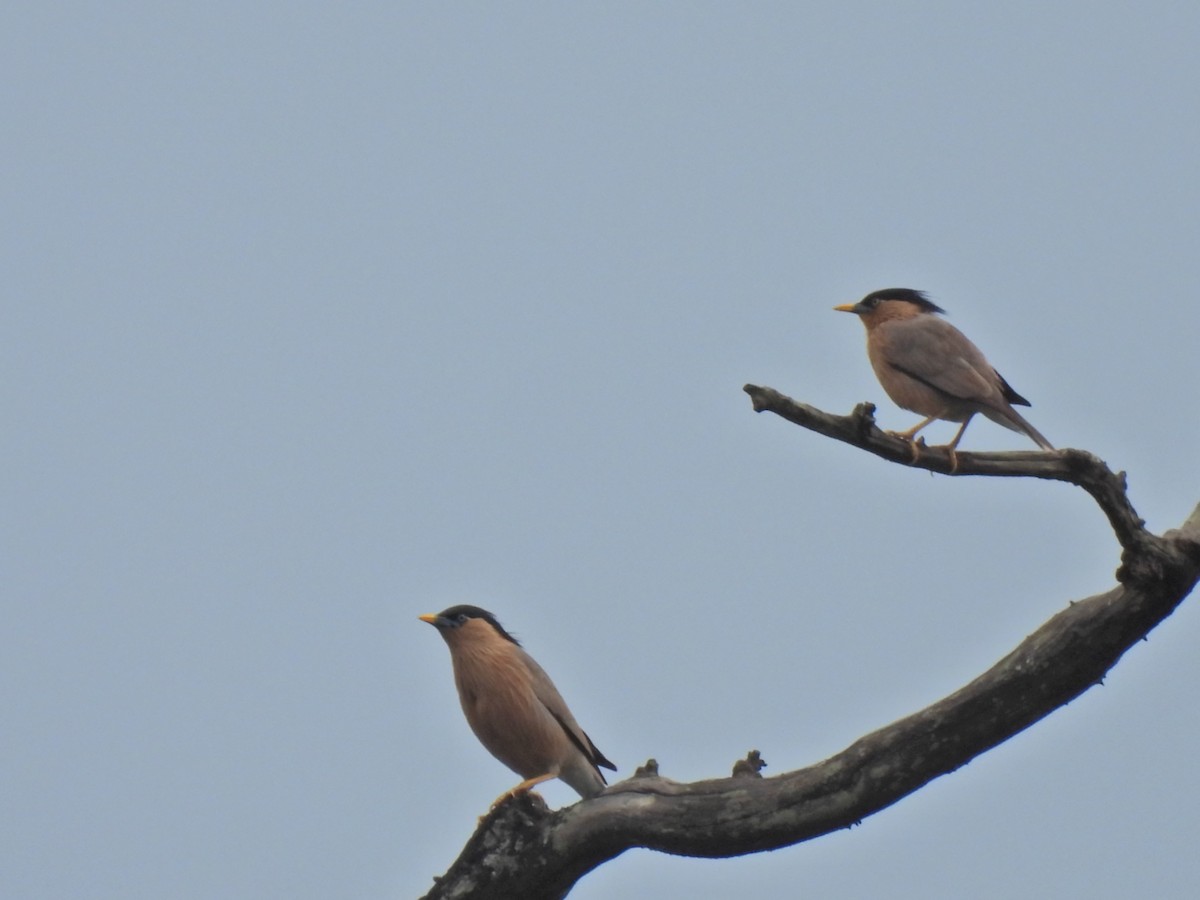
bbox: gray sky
[5,3,1199,898]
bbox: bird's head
[418,605,521,647]
[834,288,945,324]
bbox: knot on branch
[732,750,768,778]
[634,758,660,778]
[1117,534,1182,586]
[849,402,878,440]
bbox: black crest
[435,604,520,645]
[860,288,945,314]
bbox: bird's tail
[989,405,1054,450]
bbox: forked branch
[418,389,1200,900]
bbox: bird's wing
[883,315,1001,403]
[520,649,617,771]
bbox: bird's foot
[489,773,556,810]
[490,789,517,810]
[926,443,960,473]
[885,431,925,464]
[489,786,532,811]
[482,787,538,823]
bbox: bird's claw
[885,430,924,464]
[489,786,530,810]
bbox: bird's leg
[889,415,937,442]
[937,416,974,473]
[490,772,557,809]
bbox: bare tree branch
[417,390,1200,900]
[741,385,1155,568]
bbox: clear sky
[4,3,1199,898]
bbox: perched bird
[834,288,1053,462]
[419,605,616,805]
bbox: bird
[418,604,616,806]
[834,288,1054,465]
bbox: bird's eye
[454,613,469,624]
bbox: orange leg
[935,416,974,473]
[890,414,938,442]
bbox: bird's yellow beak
[833,303,858,313]
[418,613,438,624]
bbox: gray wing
[882,315,1004,404]
[519,648,616,771]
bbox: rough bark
[417,387,1200,899]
